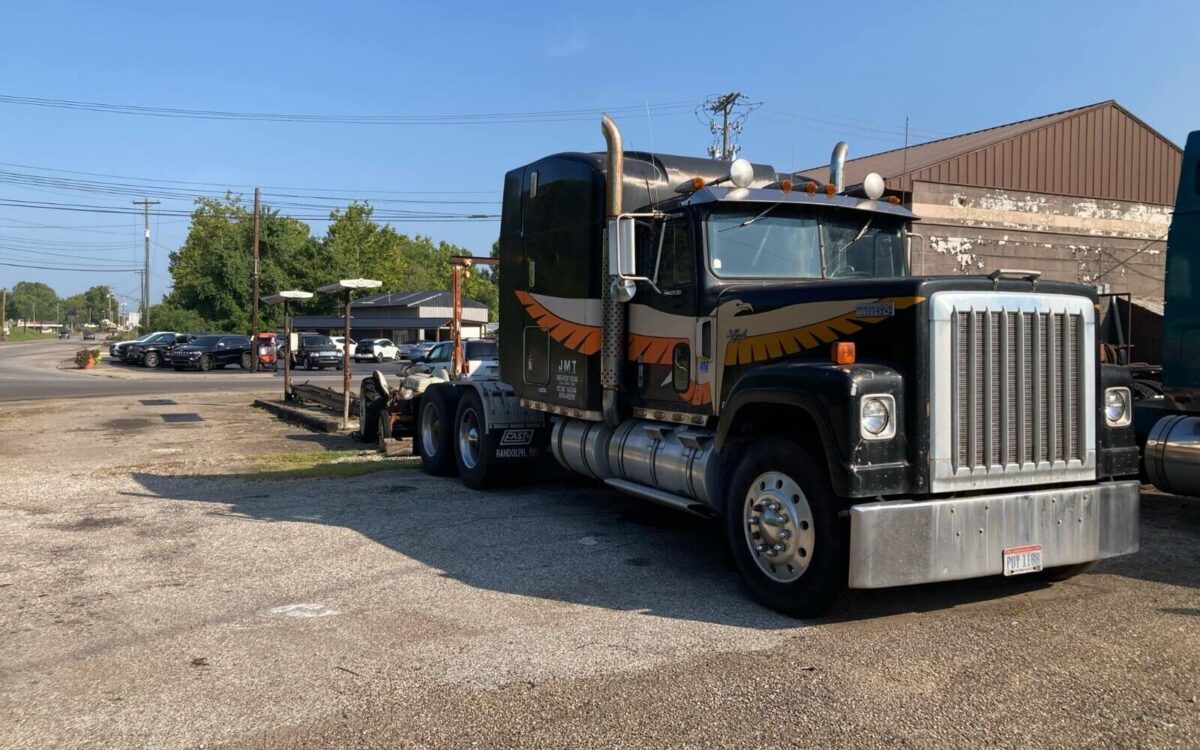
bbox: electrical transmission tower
[697,92,762,160]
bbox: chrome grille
[931,292,1096,492]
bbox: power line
[0,93,697,125]
[0,259,142,272]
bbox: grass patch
[252,449,418,480]
[1,329,59,343]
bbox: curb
[252,399,354,434]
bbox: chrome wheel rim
[457,407,481,470]
[420,401,441,458]
[743,471,816,583]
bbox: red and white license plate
[1003,544,1043,576]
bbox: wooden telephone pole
[132,198,160,330]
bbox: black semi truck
[377,115,1141,617]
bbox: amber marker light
[779,179,793,193]
[824,184,837,196]
[691,176,705,191]
[887,195,901,205]
[804,182,818,194]
[832,342,856,365]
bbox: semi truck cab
[400,116,1141,617]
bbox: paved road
[0,338,364,402]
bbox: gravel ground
[0,392,1196,749]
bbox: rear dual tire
[417,388,458,476]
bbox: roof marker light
[824,184,837,196]
[779,179,793,193]
[804,182,818,194]
[863,172,886,200]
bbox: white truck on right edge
[365,115,1141,618]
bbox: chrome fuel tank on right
[550,418,720,508]
[1145,414,1200,496]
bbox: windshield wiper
[719,202,782,232]
[824,216,873,273]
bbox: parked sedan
[169,334,253,372]
[330,336,357,358]
[354,338,400,362]
[128,332,196,368]
[110,331,172,361]
[406,341,436,362]
[295,334,344,370]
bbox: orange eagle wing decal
[515,290,602,355]
[724,296,925,366]
[627,331,686,366]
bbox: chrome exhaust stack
[830,141,848,194]
[600,114,626,428]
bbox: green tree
[165,194,318,332]
[61,285,115,326]
[7,281,58,323]
[145,301,211,333]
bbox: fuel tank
[550,418,720,507]
[1145,414,1200,496]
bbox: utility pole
[700,92,760,160]
[251,187,261,372]
[1,287,6,339]
[132,198,160,331]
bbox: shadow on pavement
[126,464,1074,627]
[1100,490,1200,590]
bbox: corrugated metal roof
[799,100,1182,205]
[291,316,453,329]
[351,290,486,310]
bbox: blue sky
[1,0,1197,311]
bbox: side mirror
[607,216,638,302]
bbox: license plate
[1003,544,1043,576]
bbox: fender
[716,362,912,499]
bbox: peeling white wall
[911,181,1168,298]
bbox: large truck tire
[453,389,513,490]
[725,440,847,618]
[358,378,382,443]
[417,386,459,476]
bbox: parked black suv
[169,334,253,371]
[127,332,197,368]
[295,333,344,370]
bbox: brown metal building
[800,99,1181,302]
[800,100,1182,362]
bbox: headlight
[860,396,895,439]
[1105,387,1131,427]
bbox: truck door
[627,217,708,413]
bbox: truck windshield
[707,208,907,280]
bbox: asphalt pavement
[0,389,1196,749]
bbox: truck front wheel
[725,440,847,618]
[417,388,457,476]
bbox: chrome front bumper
[848,480,1139,589]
